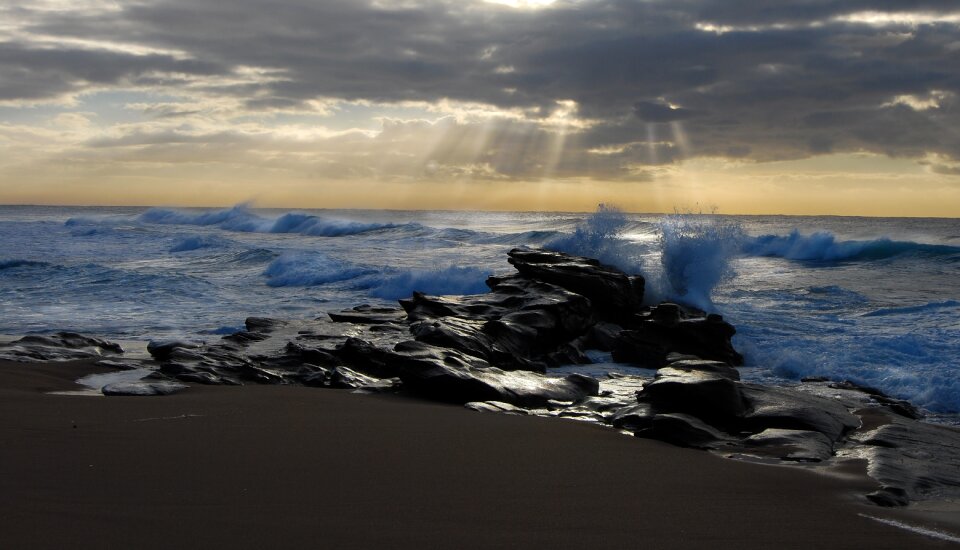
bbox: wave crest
[744,230,960,262]
[141,205,418,238]
[262,253,374,288]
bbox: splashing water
[544,204,643,273]
[656,212,745,310]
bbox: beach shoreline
[2,359,957,549]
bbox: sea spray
[656,212,745,310]
[545,204,644,274]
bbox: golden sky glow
[1,0,959,216]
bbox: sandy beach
[1,359,956,549]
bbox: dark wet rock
[819,380,924,420]
[294,366,333,387]
[395,341,598,407]
[329,366,381,389]
[849,409,960,503]
[159,362,242,386]
[222,317,287,344]
[740,384,860,443]
[101,381,188,396]
[828,379,886,396]
[866,487,910,507]
[465,401,531,415]
[666,352,702,363]
[613,305,742,367]
[399,275,595,369]
[610,403,656,431]
[409,316,523,368]
[583,322,624,351]
[507,248,644,319]
[871,397,923,420]
[742,428,834,462]
[147,340,200,361]
[278,342,338,367]
[665,359,740,381]
[634,413,732,449]
[328,305,408,325]
[335,337,407,379]
[575,395,632,414]
[94,359,145,371]
[172,370,238,385]
[0,332,124,361]
[640,367,748,424]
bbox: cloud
[0,0,958,183]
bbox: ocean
[1,205,958,417]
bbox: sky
[1,0,959,215]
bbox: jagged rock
[222,317,286,344]
[102,381,188,396]
[613,305,742,367]
[850,410,960,503]
[583,322,624,351]
[866,487,910,507]
[610,403,656,431]
[634,413,733,449]
[507,248,644,319]
[329,366,381,389]
[465,401,531,415]
[147,340,200,361]
[639,367,748,424]
[0,332,124,361]
[398,274,595,369]
[328,305,408,325]
[295,365,333,387]
[335,337,407,379]
[740,384,860,443]
[395,341,598,407]
[664,359,740,381]
[821,380,924,420]
[159,362,242,386]
[742,428,834,462]
[94,359,144,371]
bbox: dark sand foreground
[1,360,956,549]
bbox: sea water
[0,205,957,416]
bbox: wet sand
[0,360,955,549]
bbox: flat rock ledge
[6,247,960,508]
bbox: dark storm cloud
[0,42,225,102]
[6,0,960,174]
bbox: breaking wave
[743,230,960,262]
[262,253,375,288]
[141,205,419,237]
[262,252,491,299]
[545,204,643,274]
